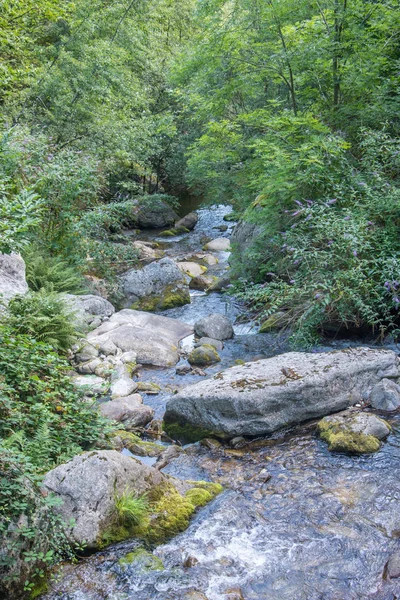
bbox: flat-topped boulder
[164,348,400,441]
[87,309,193,367]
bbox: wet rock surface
[194,313,234,341]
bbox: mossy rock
[119,548,164,570]
[223,211,241,222]
[174,226,190,234]
[131,285,190,312]
[29,576,49,599]
[112,430,164,457]
[317,416,384,454]
[163,421,217,444]
[188,344,221,367]
[160,230,176,237]
[259,312,286,333]
[99,480,223,548]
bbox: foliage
[0,449,75,597]
[0,186,43,254]
[4,291,80,352]
[24,246,87,294]
[0,324,111,470]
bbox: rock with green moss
[163,421,217,444]
[317,410,391,454]
[188,344,221,367]
[160,229,176,237]
[118,548,164,570]
[259,311,286,333]
[120,258,190,312]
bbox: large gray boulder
[194,313,234,340]
[42,450,165,548]
[0,253,28,306]
[136,197,179,229]
[120,258,190,311]
[164,348,400,441]
[87,309,193,367]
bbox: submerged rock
[120,258,190,311]
[317,410,390,453]
[194,313,234,340]
[164,348,399,441]
[87,309,193,367]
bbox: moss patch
[29,576,49,599]
[188,344,220,367]
[163,420,217,444]
[317,419,381,454]
[259,312,286,333]
[118,548,164,570]
[99,480,222,548]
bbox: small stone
[75,342,99,363]
[176,364,191,376]
[204,238,231,251]
[195,337,224,351]
[191,367,207,376]
[201,438,222,450]
[183,555,199,568]
[230,436,246,448]
[194,313,234,341]
[386,553,400,579]
[110,378,138,398]
[76,358,102,374]
[120,350,138,365]
[189,274,216,291]
[188,345,221,367]
[137,382,161,394]
[225,588,244,600]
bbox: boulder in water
[164,348,399,441]
[188,344,221,367]
[194,313,234,340]
[317,410,391,453]
[369,378,400,411]
[175,212,198,231]
[120,258,190,311]
[136,197,179,229]
[204,237,231,251]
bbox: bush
[0,450,75,598]
[5,291,80,352]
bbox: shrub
[5,290,80,352]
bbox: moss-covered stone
[99,479,223,548]
[160,229,176,237]
[118,548,164,570]
[188,344,221,367]
[130,284,190,312]
[112,430,164,457]
[185,487,213,507]
[29,576,49,599]
[163,420,217,444]
[317,418,381,454]
[259,312,286,333]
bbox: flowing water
[42,203,400,600]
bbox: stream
[42,203,400,600]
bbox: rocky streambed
[40,203,400,600]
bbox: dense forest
[1,0,400,597]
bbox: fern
[24,246,86,294]
[5,290,80,352]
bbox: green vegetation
[317,417,389,454]
[115,489,150,527]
